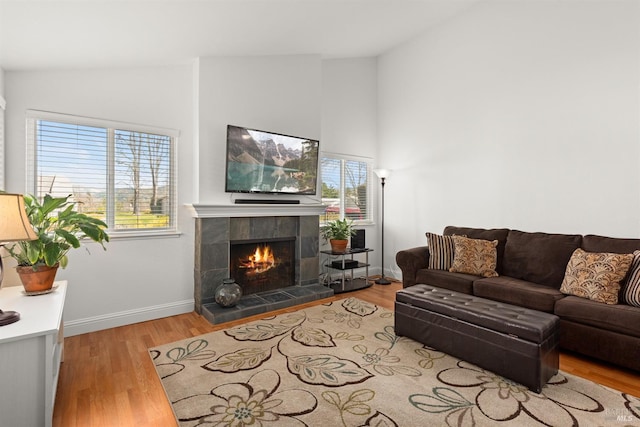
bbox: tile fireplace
[191,204,332,324]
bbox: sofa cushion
[473,276,565,313]
[582,234,640,254]
[443,226,510,274]
[555,295,640,339]
[501,230,582,288]
[415,268,477,294]
[425,232,455,271]
[560,248,633,305]
[582,235,640,304]
[449,236,498,278]
[621,250,640,308]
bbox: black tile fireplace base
[201,283,333,325]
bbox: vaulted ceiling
[0,0,479,70]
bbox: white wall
[196,55,323,204]
[5,65,196,334]
[194,55,384,271]
[0,66,8,278]
[321,58,377,156]
[0,66,4,187]
[378,0,640,277]
[321,58,382,270]
[2,55,380,333]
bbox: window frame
[26,110,180,238]
[320,152,373,226]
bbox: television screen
[225,125,320,195]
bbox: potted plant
[320,218,356,253]
[7,194,109,293]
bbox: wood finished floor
[53,280,640,426]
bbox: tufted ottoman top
[396,284,559,343]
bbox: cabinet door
[0,335,47,426]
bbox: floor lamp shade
[0,193,37,326]
[373,169,391,285]
[373,169,390,180]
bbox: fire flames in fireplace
[238,245,277,276]
[230,238,295,295]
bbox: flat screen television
[225,124,320,195]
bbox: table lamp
[0,193,37,326]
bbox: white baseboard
[64,299,195,337]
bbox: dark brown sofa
[396,226,640,372]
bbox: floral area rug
[149,298,640,426]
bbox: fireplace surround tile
[229,217,251,241]
[250,216,278,239]
[300,257,320,285]
[300,235,319,259]
[197,217,229,243]
[200,243,228,270]
[194,214,329,322]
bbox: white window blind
[26,110,178,235]
[320,153,372,224]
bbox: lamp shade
[373,169,391,179]
[0,193,37,242]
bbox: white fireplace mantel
[186,203,326,218]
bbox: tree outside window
[320,155,371,224]
[27,111,177,235]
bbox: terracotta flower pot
[330,239,349,253]
[16,264,59,293]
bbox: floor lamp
[0,193,38,326]
[373,169,391,285]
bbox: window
[26,111,178,236]
[320,154,372,224]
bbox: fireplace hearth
[192,211,332,324]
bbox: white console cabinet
[0,280,67,427]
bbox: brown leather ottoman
[395,284,559,393]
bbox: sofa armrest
[396,246,430,288]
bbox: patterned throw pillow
[622,250,640,307]
[560,248,633,305]
[426,232,455,270]
[449,235,499,278]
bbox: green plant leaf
[55,229,81,248]
[43,243,63,266]
[41,194,68,216]
[80,225,103,242]
[26,244,42,265]
[7,193,109,268]
[320,218,356,241]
